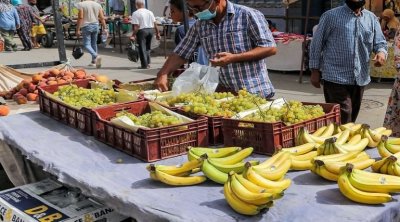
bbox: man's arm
[163,5,168,17]
[76,9,83,36]
[154,22,160,40]
[98,9,106,30]
[14,8,20,29]
[373,16,388,67]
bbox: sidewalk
[0,39,393,129]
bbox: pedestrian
[130,0,160,69]
[154,0,277,98]
[309,0,388,124]
[169,0,208,65]
[0,0,19,52]
[110,0,125,16]
[381,9,400,40]
[28,0,46,49]
[76,0,107,68]
[384,28,400,136]
[11,0,35,51]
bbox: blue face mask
[195,1,217,20]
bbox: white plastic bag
[171,63,219,96]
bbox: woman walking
[0,0,19,52]
[11,0,34,51]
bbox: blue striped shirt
[309,5,388,86]
[173,1,276,98]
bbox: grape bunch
[219,89,268,113]
[116,111,182,128]
[53,85,116,108]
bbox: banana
[317,138,337,155]
[254,151,291,170]
[149,156,205,176]
[387,161,396,176]
[191,167,201,174]
[280,143,316,156]
[379,159,390,174]
[189,146,241,158]
[313,151,360,162]
[333,123,342,134]
[295,128,305,146]
[230,173,274,205]
[347,134,362,145]
[209,147,253,165]
[323,158,375,175]
[256,151,288,169]
[235,174,284,194]
[150,171,158,181]
[223,177,267,215]
[393,162,400,176]
[320,123,335,137]
[384,136,400,154]
[349,124,363,136]
[201,159,228,184]
[208,159,259,174]
[253,158,292,181]
[290,158,313,170]
[333,138,369,153]
[300,127,326,144]
[361,125,380,147]
[387,137,400,145]
[382,129,393,137]
[349,169,400,193]
[336,129,350,145]
[368,128,384,143]
[377,136,393,158]
[371,157,390,173]
[338,165,392,204]
[244,163,291,190]
[339,122,355,131]
[313,160,339,181]
[154,168,207,186]
[352,167,400,184]
[290,151,318,161]
[188,149,200,161]
[312,126,327,137]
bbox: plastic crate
[222,102,341,155]
[91,101,209,162]
[38,80,94,135]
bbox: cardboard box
[0,179,128,222]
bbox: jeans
[137,28,154,68]
[82,23,99,62]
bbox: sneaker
[95,56,102,68]
[88,63,95,67]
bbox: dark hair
[169,0,184,12]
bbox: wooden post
[51,0,67,63]
[298,0,311,84]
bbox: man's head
[170,0,194,23]
[345,0,365,11]
[135,0,145,9]
[186,0,225,21]
[28,0,36,5]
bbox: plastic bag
[171,63,219,96]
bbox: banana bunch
[281,143,317,170]
[377,135,400,158]
[187,146,242,161]
[339,123,363,137]
[360,124,392,148]
[310,152,375,181]
[338,163,400,204]
[296,124,335,145]
[223,172,281,215]
[201,147,255,184]
[316,136,369,155]
[146,156,207,186]
[371,155,400,176]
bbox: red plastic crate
[91,101,209,162]
[38,80,94,135]
[222,102,341,155]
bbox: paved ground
[0,39,395,189]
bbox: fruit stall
[0,66,400,221]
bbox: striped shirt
[173,1,276,98]
[309,5,388,86]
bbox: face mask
[345,0,366,11]
[195,1,217,20]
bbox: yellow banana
[235,174,284,194]
[352,167,400,184]
[313,160,339,181]
[256,151,288,169]
[280,143,316,156]
[382,129,393,137]
[320,123,335,137]
[387,137,400,145]
[377,136,393,158]
[188,149,200,161]
[393,162,400,176]
[349,168,400,193]
[290,158,313,171]
[333,123,343,134]
[339,122,355,131]
[253,158,292,181]
[223,177,266,215]
[349,124,363,136]
[336,129,350,145]
[333,138,369,153]
[323,158,375,175]
[387,161,396,176]
[361,125,380,147]
[347,134,362,145]
[230,173,273,205]
[201,159,228,184]
[368,128,384,143]
[150,171,158,181]
[209,147,253,165]
[208,159,259,174]
[384,137,400,154]
[317,138,337,155]
[338,165,392,204]
[312,126,327,137]
[244,163,291,190]
[154,168,207,186]
[149,156,205,176]
[378,159,391,174]
[290,151,318,161]
[371,157,390,173]
[314,151,359,163]
[189,146,241,158]
[254,151,291,171]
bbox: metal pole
[299,0,311,84]
[51,0,67,63]
[182,0,189,33]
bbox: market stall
[0,112,399,222]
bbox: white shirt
[77,1,102,27]
[165,0,169,7]
[131,8,156,29]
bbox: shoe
[88,63,95,67]
[105,45,113,49]
[95,56,102,68]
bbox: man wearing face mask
[154,0,277,98]
[309,0,388,124]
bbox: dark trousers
[323,80,365,124]
[137,28,154,68]
[17,29,32,50]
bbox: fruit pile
[53,85,116,108]
[0,66,109,105]
[242,100,325,125]
[116,110,183,128]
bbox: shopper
[309,0,387,124]
[130,0,160,69]
[381,9,400,40]
[110,0,125,16]
[384,28,400,136]
[28,0,45,49]
[76,0,107,68]
[0,0,19,52]
[11,0,34,51]
[155,0,277,98]
[169,0,208,65]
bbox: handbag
[127,40,139,62]
[72,39,84,59]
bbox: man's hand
[130,35,136,41]
[210,52,236,67]
[154,75,169,92]
[310,69,321,88]
[156,33,161,40]
[373,52,386,67]
[76,30,81,37]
